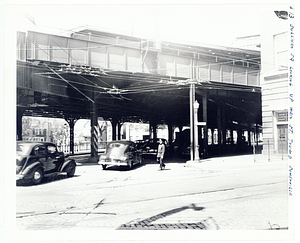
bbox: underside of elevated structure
[16,29,262,160]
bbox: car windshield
[107,143,128,152]
[16,143,32,156]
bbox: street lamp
[63,123,69,153]
[187,79,206,163]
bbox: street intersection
[14,154,293,241]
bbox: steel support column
[117,122,122,140]
[202,90,208,159]
[65,118,77,155]
[248,124,252,146]
[89,101,99,162]
[222,102,227,148]
[17,107,26,141]
[111,118,118,141]
[189,83,195,161]
[217,103,222,155]
[150,120,158,140]
[167,122,173,148]
[193,100,200,161]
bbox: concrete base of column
[87,155,99,163]
[186,159,201,165]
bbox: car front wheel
[31,168,43,185]
[102,164,107,170]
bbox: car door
[45,144,64,173]
[125,143,133,163]
[131,143,139,164]
[32,145,47,169]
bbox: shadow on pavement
[101,163,145,172]
[143,154,188,165]
[17,174,80,187]
[117,203,219,230]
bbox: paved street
[15,154,292,239]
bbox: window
[47,145,57,154]
[90,43,107,68]
[127,49,141,72]
[274,32,288,70]
[69,39,88,65]
[109,46,125,70]
[213,129,218,145]
[233,66,246,85]
[208,129,212,145]
[34,145,47,155]
[277,111,288,122]
[157,54,175,76]
[198,60,209,80]
[176,57,191,78]
[222,65,232,83]
[247,70,259,86]
[17,32,26,61]
[210,63,221,82]
[36,33,50,61]
[51,36,69,63]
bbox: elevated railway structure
[17,28,262,161]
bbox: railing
[253,138,288,162]
[57,141,108,154]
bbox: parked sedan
[134,139,148,150]
[16,141,76,185]
[142,138,169,154]
[98,140,143,170]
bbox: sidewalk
[186,153,289,167]
[71,152,289,166]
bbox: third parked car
[142,138,169,154]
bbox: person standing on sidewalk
[157,139,166,170]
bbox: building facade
[260,12,289,155]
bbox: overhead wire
[25,35,113,90]
[20,60,261,96]
[30,70,188,96]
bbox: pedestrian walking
[157,139,166,170]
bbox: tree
[22,116,33,138]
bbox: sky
[6,2,291,47]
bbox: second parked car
[98,140,143,170]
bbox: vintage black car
[16,141,76,185]
[142,138,169,154]
[98,140,143,170]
